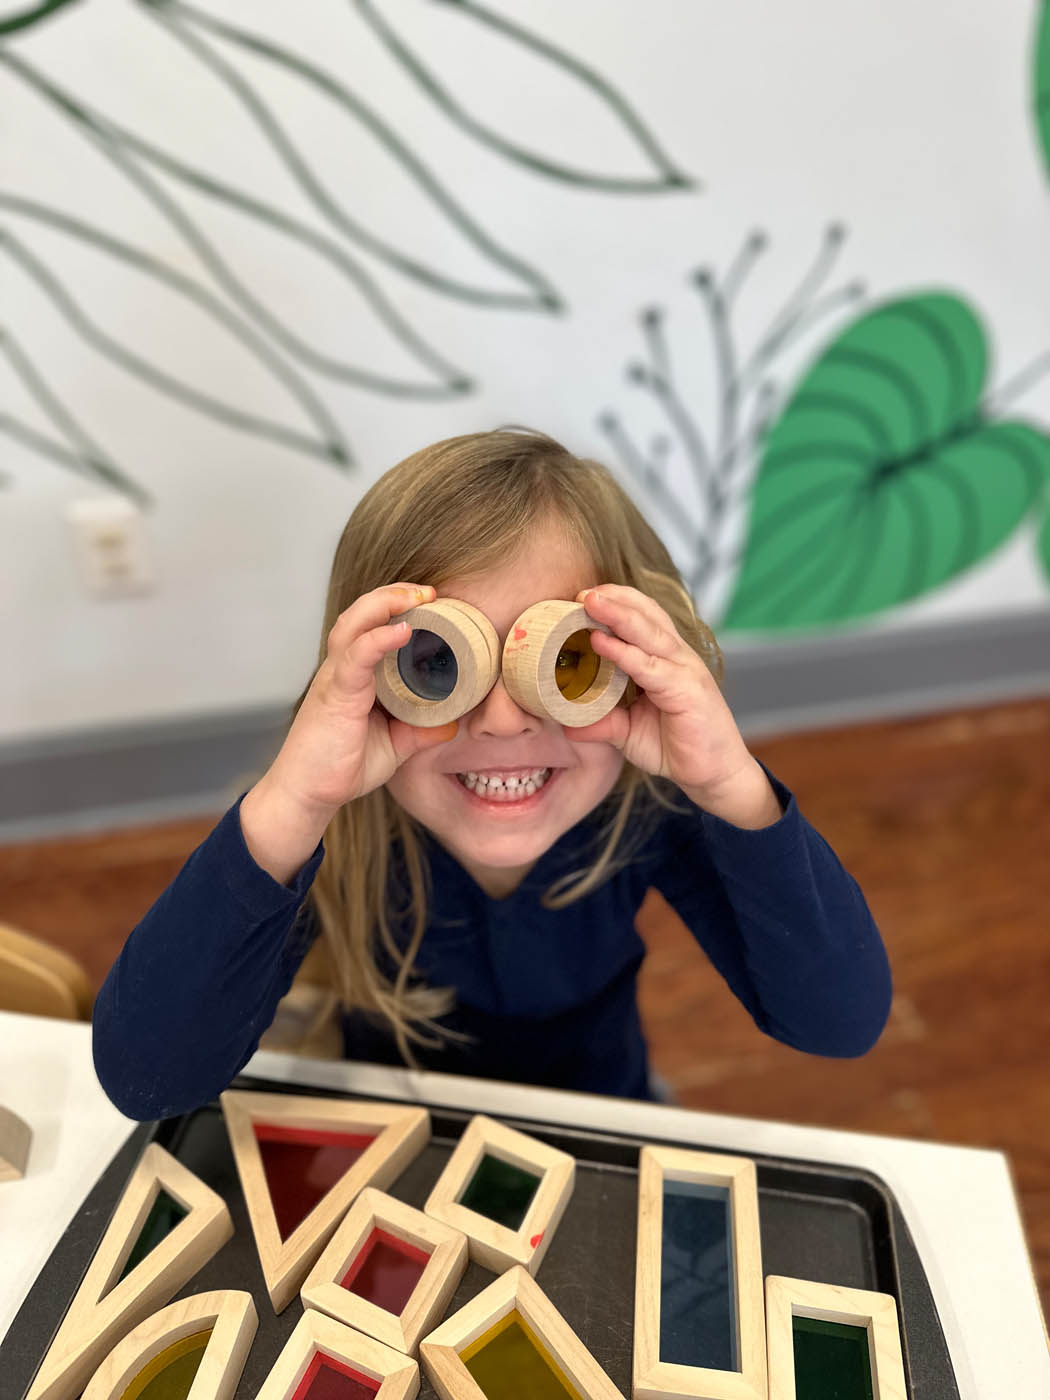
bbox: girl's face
[384,517,625,898]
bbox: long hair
[298,428,723,1064]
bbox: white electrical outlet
[66,497,155,599]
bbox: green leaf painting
[722,295,1050,631]
[1035,0,1050,180]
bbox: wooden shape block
[302,1187,468,1356]
[26,1143,233,1400]
[80,1290,256,1400]
[256,1308,419,1400]
[765,1276,906,1400]
[221,1091,430,1313]
[634,1145,766,1400]
[419,1265,621,1400]
[423,1114,574,1275]
[374,599,500,727]
[501,600,628,727]
[0,1103,31,1180]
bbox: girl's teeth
[457,768,552,799]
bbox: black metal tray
[3,1074,960,1399]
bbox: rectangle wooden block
[765,1276,906,1400]
[302,1186,468,1355]
[634,1145,767,1400]
[424,1114,574,1275]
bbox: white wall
[3,0,1049,739]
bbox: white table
[1,1009,1047,1396]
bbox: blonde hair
[298,428,723,1064]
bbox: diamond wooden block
[424,1115,573,1275]
[302,1186,468,1355]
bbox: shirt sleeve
[92,796,324,1120]
[648,764,892,1057]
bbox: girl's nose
[465,674,542,737]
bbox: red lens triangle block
[253,1123,376,1242]
[289,1352,381,1400]
[339,1226,431,1316]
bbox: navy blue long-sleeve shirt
[92,768,892,1120]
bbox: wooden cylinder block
[501,601,628,727]
[374,599,500,728]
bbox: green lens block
[792,1315,874,1400]
[116,1188,189,1286]
[457,1154,541,1231]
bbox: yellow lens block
[461,1311,581,1400]
[117,1329,211,1400]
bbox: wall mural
[1,0,692,499]
[2,0,1049,645]
[601,230,1050,629]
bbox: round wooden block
[501,601,628,727]
[374,598,500,727]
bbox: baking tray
[3,1073,960,1399]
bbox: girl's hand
[571,585,783,829]
[240,583,457,881]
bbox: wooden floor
[1,695,1048,1322]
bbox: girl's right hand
[239,583,457,882]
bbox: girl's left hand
[571,585,782,827]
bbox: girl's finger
[584,590,684,662]
[332,618,415,696]
[328,582,435,656]
[579,583,678,638]
[590,630,697,705]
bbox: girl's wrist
[239,774,335,886]
[680,757,784,830]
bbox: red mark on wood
[513,626,527,640]
[530,1232,544,1248]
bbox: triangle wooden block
[80,1289,256,1400]
[220,1090,430,1313]
[27,1143,233,1400]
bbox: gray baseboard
[2,609,1048,843]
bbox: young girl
[93,428,891,1120]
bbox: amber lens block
[462,1312,581,1400]
[289,1351,381,1400]
[339,1226,431,1315]
[457,1154,540,1231]
[554,631,600,699]
[253,1122,376,1240]
[117,1329,211,1400]
[792,1316,875,1400]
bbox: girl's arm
[568,584,891,1054]
[91,798,324,1120]
[650,765,892,1056]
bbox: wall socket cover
[66,498,155,599]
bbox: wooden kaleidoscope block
[419,1264,622,1400]
[302,1186,469,1355]
[221,1090,430,1312]
[27,1142,233,1400]
[765,1275,906,1400]
[79,1290,256,1400]
[634,1145,766,1400]
[0,1103,31,1181]
[423,1114,574,1274]
[256,1307,420,1400]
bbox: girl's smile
[384,518,624,898]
